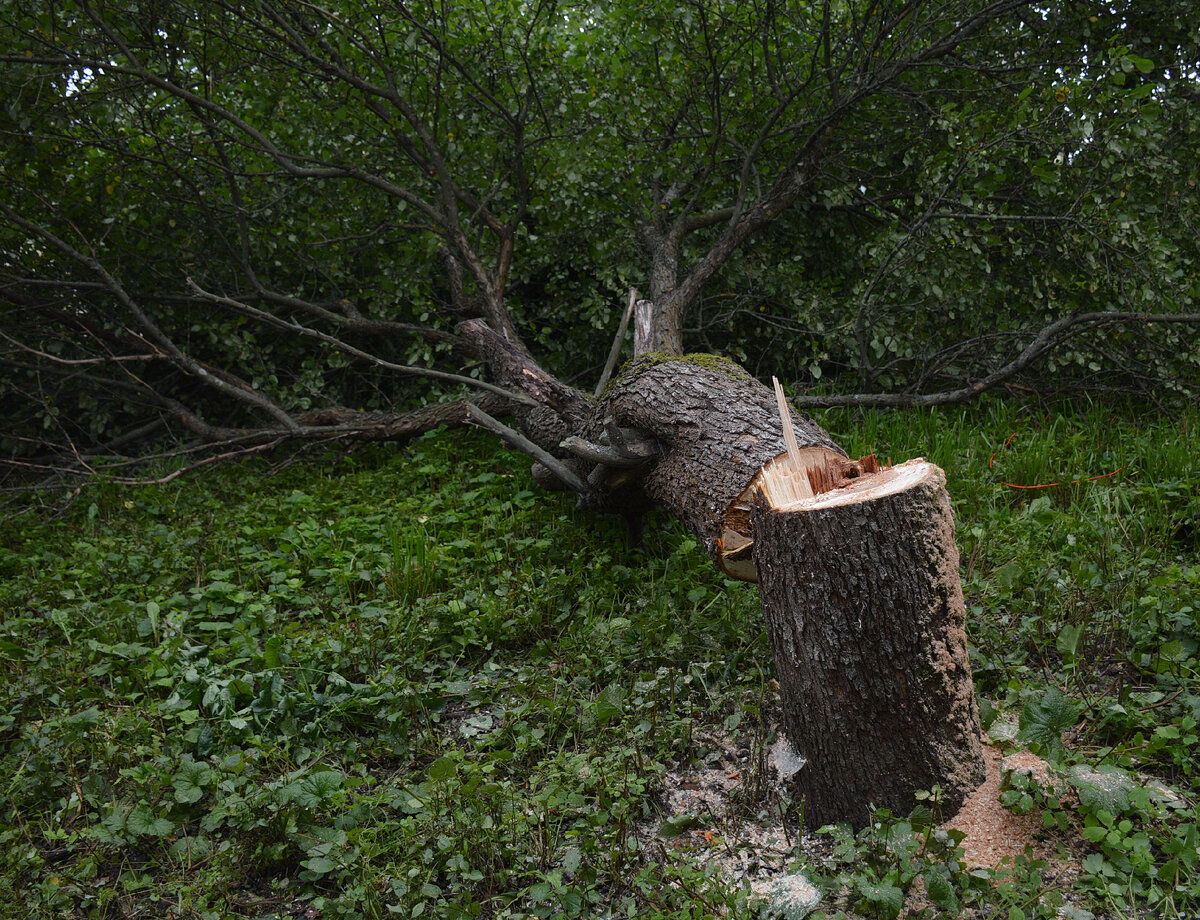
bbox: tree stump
[752,458,984,829]
[461,328,983,827]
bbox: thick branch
[458,319,591,423]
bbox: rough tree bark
[593,354,872,580]
[462,319,985,827]
[754,460,985,829]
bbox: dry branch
[466,404,587,494]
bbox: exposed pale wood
[719,448,878,583]
[766,377,814,504]
[633,299,656,357]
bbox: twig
[101,441,286,485]
[1138,685,1187,713]
[0,330,158,366]
[790,310,1200,410]
[465,405,588,494]
[1,202,301,430]
[594,288,637,397]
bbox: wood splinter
[716,379,876,582]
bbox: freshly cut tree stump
[752,458,985,830]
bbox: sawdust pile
[643,727,1079,915]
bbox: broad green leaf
[658,813,703,838]
[428,756,457,783]
[856,879,904,920]
[303,856,338,875]
[1017,687,1080,760]
[293,770,344,808]
[591,683,625,725]
[561,847,582,874]
[127,806,175,837]
[0,639,30,660]
[1068,764,1137,817]
[62,706,101,728]
[1056,624,1082,662]
[924,869,960,913]
[171,760,213,804]
[263,635,282,668]
[170,835,212,862]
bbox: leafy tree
[0,0,1196,477]
[3,0,1199,863]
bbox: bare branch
[185,280,537,407]
[594,289,638,398]
[466,404,588,494]
[1,202,301,430]
[791,311,1200,409]
[0,330,158,367]
[249,287,464,352]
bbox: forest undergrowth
[1,399,1197,919]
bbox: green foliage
[2,1,1198,458]
[2,403,1199,917]
[0,429,769,917]
[1017,688,1082,762]
[796,803,1044,920]
[1002,757,1199,917]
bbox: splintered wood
[759,378,849,508]
[714,378,877,582]
[763,377,814,503]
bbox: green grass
[1,402,1197,919]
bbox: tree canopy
[1,0,1198,477]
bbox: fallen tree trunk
[753,458,985,829]
[461,319,984,827]
[593,354,876,580]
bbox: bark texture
[752,460,984,829]
[597,354,844,573]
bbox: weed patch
[2,406,1198,918]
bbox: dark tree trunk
[595,354,859,578]
[752,460,985,830]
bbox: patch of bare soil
[643,727,1084,916]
